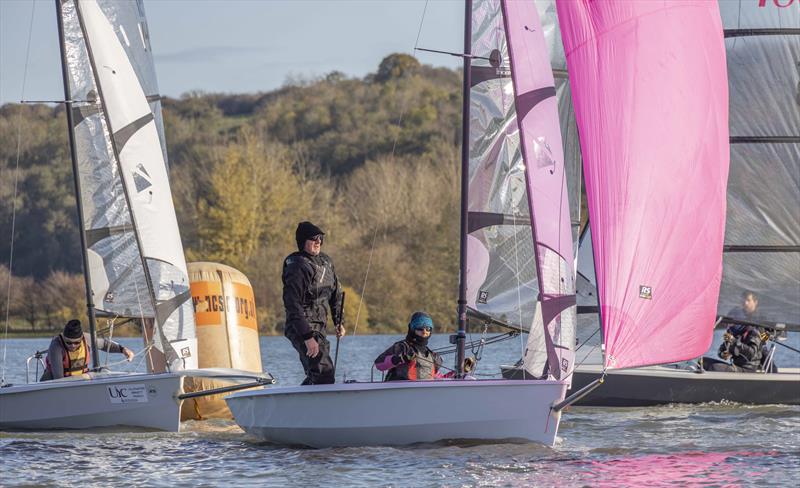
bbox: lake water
[1,331,798,487]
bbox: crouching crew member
[710,323,765,373]
[374,311,446,381]
[41,319,134,381]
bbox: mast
[455,0,473,378]
[54,0,100,368]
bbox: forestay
[717,1,800,327]
[558,0,730,369]
[60,0,196,369]
[464,0,576,379]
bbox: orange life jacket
[47,335,91,376]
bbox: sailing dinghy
[0,0,272,432]
[227,0,578,448]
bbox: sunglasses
[415,326,432,332]
[308,235,324,244]
[64,338,82,347]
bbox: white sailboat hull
[0,372,183,431]
[226,379,567,448]
[0,368,273,431]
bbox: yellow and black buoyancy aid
[58,335,91,376]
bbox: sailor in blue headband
[373,311,445,381]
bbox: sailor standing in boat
[40,319,134,381]
[282,221,345,385]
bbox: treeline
[0,54,463,334]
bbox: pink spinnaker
[557,0,730,369]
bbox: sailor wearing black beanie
[282,221,345,385]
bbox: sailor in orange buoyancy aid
[40,319,134,381]
[374,312,448,381]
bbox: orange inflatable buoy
[181,262,263,420]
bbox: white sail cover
[717,1,800,326]
[465,0,576,379]
[60,0,196,369]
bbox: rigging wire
[342,0,430,380]
[2,0,38,386]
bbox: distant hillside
[0,54,462,333]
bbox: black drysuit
[282,251,343,385]
[712,324,764,372]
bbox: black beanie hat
[63,319,83,340]
[295,221,325,250]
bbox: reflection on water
[580,451,746,487]
[1,335,799,486]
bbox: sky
[0,0,465,105]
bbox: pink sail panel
[501,0,576,373]
[557,0,730,369]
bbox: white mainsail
[62,0,195,369]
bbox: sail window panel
[539,247,576,338]
[535,0,567,72]
[469,1,526,219]
[472,0,509,69]
[726,142,800,247]
[467,225,540,332]
[726,34,800,139]
[73,110,134,230]
[556,79,583,245]
[719,251,800,326]
[576,228,598,308]
[522,304,547,377]
[89,231,153,317]
[148,259,196,366]
[61,0,96,102]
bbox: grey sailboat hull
[501,364,800,406]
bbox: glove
[723,332,734,343]
[463,357,476,374]
[401,350,416,364]
[760,331,770,342]
[390,350,416,366]
[718,341,731,360]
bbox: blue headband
[409,312,434,331]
